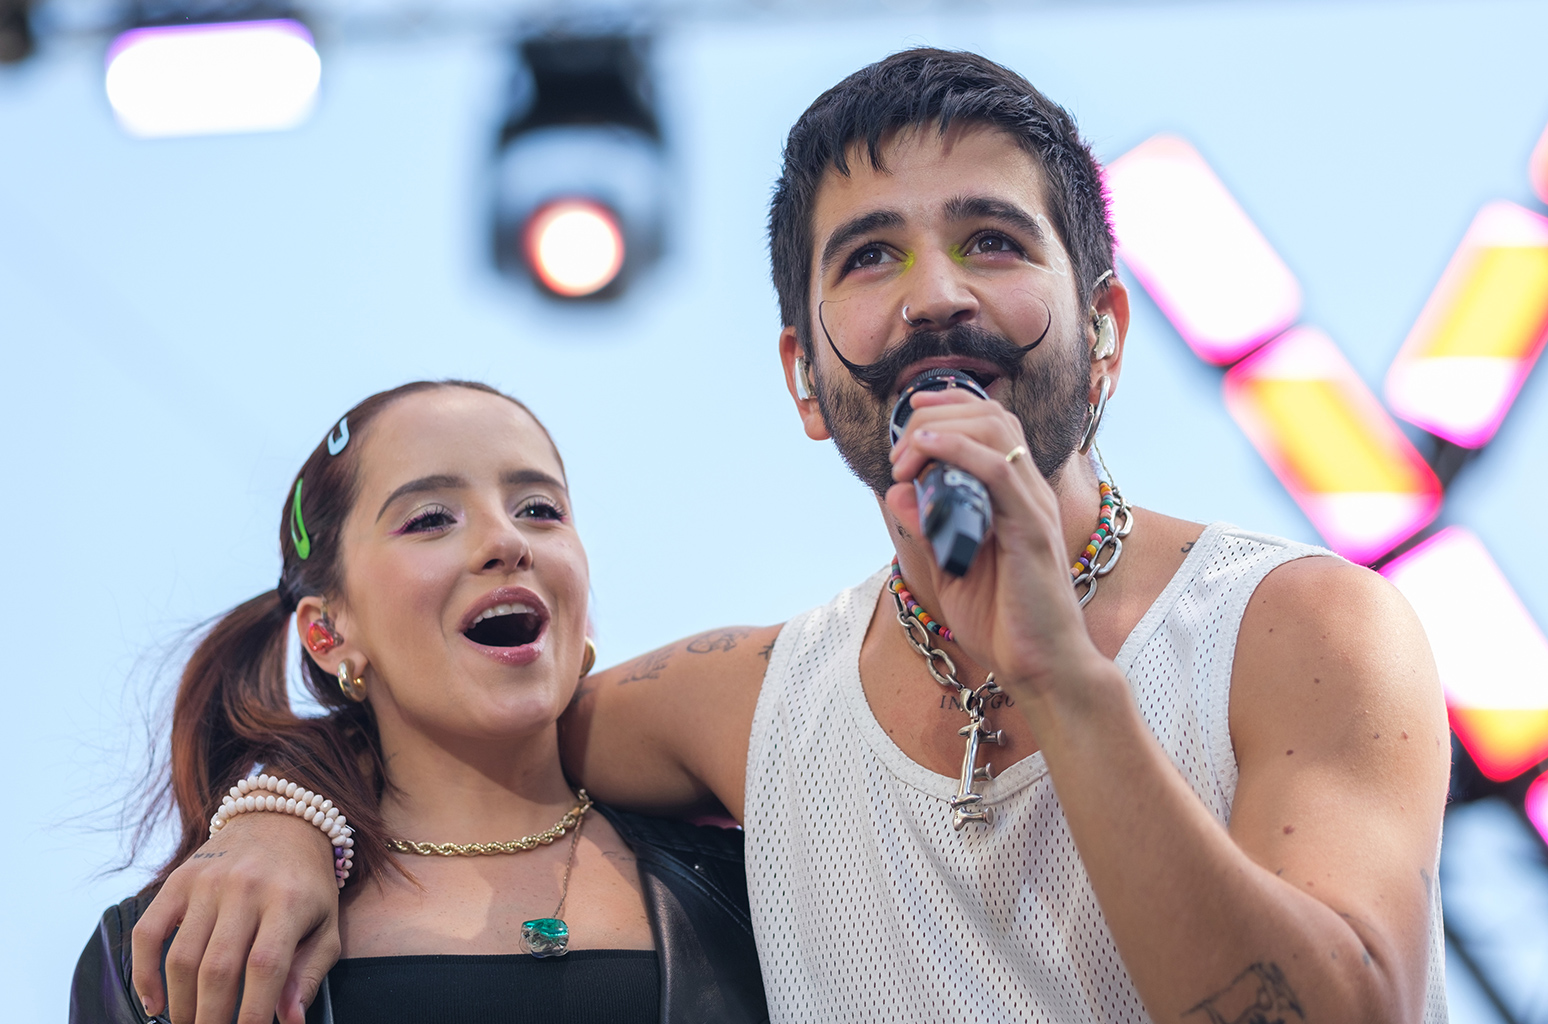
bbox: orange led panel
[1381,527,1548,782]
[1224,327,1441,564]
[1385,201,1548,448]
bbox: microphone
[889,368,993,576]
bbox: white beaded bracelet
[209,773,356,888]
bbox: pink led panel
[1385,202,1548,448]
[1381,528,1548,783]
[1532,120,1548,205]
[1224,327,1441,563]
[1106,135,1301,365]
[1527,774,1548,846]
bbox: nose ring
[902,306,927,327]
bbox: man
[132,49,1449,1023]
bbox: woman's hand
[886,387,1116,708]
[131,813,341,1024]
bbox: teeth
[470,602,535,627]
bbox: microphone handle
[915,459,991,577]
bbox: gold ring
[1005,445,1028,464]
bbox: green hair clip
[290,479,311,560]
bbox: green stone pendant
[522,917,570,958]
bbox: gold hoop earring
[337,659,367,703]
[580,637,597,677]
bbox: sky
[2,0,1546,1017]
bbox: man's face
[804,123,1092,495]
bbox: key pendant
[950,702,1004,830]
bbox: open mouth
[464,603,545,648]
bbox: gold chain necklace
[385,790,591,856]
[385,789,592,958]
[894,483,1133,830]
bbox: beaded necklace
[890,479,1132,644]
[889,478,1132,829]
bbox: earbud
[794,356,813,400]
[1091,314,1117,361]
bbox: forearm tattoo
[1184,962,1303,1024]
[686,628,751,654]
[619,647,673,684]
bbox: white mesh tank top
[744,523,1447,1022]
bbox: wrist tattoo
[686,628,751,654]
[190,851,226,860]
[1184,962,1302,1024]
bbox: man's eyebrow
[943,195,1047,242]
[376,474,464,522]
[819,209,906,275]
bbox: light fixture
[0,0,35,63]
[492,34,665,300]
[524,198,626,298]
[1106,134,1301,365]
[1381,527,1548,782]
[105,16,320,139]
[1223,326,1442,563]
[1385,201,1548,449]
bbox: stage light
[1106,134,1301,365]
[104,18,320,139]
[492,35,664,300]
[1532,120,1548,205]
[1381,528,1548,782]
[524,199,626,298]
[1527,775,1548,846]
[1223,327,1442,563]
[0,0,35,63]
[1384,202,1548,449]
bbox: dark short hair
[768,48,1115,353]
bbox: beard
[812,321,1092,497]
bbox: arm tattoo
[1184,962,1303,1024]
[758,641,775,662]
[1181,540,1195,554]
[686,627,751,654]
[619,647,673,684]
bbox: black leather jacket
[71,805,768,1024]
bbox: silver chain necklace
[893,483,1132,830]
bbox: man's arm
[132,623,776,1023]
[890,388,1449,1023]
[1030,558,1447,1024]
[560,623,782,821]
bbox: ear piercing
[305,618,339,654]
[337,660,367,703]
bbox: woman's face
[326,387,588,748]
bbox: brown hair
[769,48,1115,355]
[152,380,552,890]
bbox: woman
[71,381,767,1024]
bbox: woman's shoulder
[71,890,158,1024]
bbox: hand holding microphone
[890,368,993,576]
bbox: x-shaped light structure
[1107,121,1548,835]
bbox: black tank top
[323,950,659,1024]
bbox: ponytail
[155,589,391,890]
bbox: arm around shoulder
[560,623,783,822]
